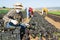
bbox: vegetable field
[48,11,60,16]
[0,8,10,14]
[0,8,60,40]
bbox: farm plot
[29,12,60,40]
[48,11,60,16]
[0,9,60,40]
[0,8,10,14]
[47,13,60,22]
[0,9,9,19]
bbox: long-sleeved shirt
[3,9,23,24]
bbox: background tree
[2,6,6,8]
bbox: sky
[0,0,60,8]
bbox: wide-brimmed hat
[14,2,23,8]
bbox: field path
[45,16,60,29]
[38,11,60,29]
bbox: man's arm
[3,9,18,25]
[3,9,14,22]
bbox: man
[3,2,23,28]
[42,8,48,17]
[29,7,34,18]
[3,2,25,40]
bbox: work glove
[10,19,18,25]
[24,23,30,28]
[25,23,30,26]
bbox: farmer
[3,2,24,27]
[29,7,34,18]
[42,8,48,17]
[3,2,26,40]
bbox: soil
[45,14,60,29]
[47,14,60,22]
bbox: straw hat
[14,2,23,9]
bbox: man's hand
[10,19,18,25]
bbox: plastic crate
[0,29,20,40]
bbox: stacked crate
[0,28,20,40]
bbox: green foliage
[48,11,60,16]
[0,10,9,14]
[53,32,60,40]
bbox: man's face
[15,8,22,13]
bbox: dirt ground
[45,15,60,29]
[47,14,60,22]
[38,11,60,29]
